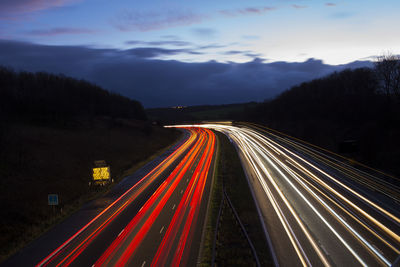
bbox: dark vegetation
[147,56,400,176]
[246,55,400,176]
[0,67,146,124]
[0,67,180,262]
[147,102,256,124]
[200,133,272,266]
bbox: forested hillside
[0,67,180,262]
[247,56,400,175]
[0,67,146,124]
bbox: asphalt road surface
[185,122,400,267]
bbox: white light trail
[167,124,400,266]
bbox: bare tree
[374,53,400,101]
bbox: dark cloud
[222,50,263,58]
[197,43,227,50]
[125,47,202,58]
[112,9,206,32]
[223,50,244,55]
[245,52,263,58]
[0,40,372,107]
[27,27,96,36]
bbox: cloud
[223,50,244,55]
[292,4,308,9]
[245,52,263,58]
[0,0,79,19]
[0,40,372,107]
[191,28,217,38]
[112,9,206,32]
[325,3,337,7]
[125,40,232,53]
[197,44,227,50]
[26,27,97,36]
[219,6,275,17]
[113,6,275,32]
[125,47,202,58]
[126,40,192,47]
[221,50,265,59]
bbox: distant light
[171,106,187,109]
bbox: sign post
[48,194,59,214]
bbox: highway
[179,123,400,267]
[34,127,216,267]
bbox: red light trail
[37,127,216,267]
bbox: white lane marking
[160,226,165,234]
[141,261,146,267]
[187,178,189,182]
[172,204,176,210]
[180,189,183,194]
[118,228,125,237]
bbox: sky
[0,0,399,107]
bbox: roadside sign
[92,160,111,184]
[48,194,59,206]
[93,166,111,181]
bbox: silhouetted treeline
[247,61,400,175]
[147,102,256,124]
[0,67,146,124]
[250,68,387,123]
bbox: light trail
[94,128,207,266]
[172,123,400,266]
[93,128,216,266]
[37,128,200,266]
[243,127,393,265]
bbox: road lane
[181,123,400,267]
[26,127,217,267]
[94,128,215,266]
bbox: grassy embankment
[0,67,183,262]
[200,132,272,266]
[0,119,180,262]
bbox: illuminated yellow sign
[93,167,110,181]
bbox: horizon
[0,39,373,108]
[0,0,399,107]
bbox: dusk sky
[0,0,399,107]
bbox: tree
[374,53,400,101]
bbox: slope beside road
[3,127,217,267]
